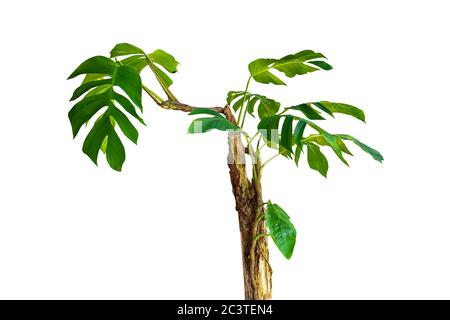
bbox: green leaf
[257,115,281,147]
[294,144,303,166]
[307,143,329,177]
[68,55,145,171]
[287,104,325,120]
[106,128,126,171]
[110,43,145,58]
[148,49,179,73]
[82,112,111,165]
[314,101,365,122]
[336,135,384,163]
[248,59,286,85]
[266,202,297,259]
[68,56,116,79]
[227,91,280,119]
[248,50,332,85]
[293,119,307,146]
[150,63,173,88]
[68,91,109,137]
[120,55,147,73]
[304,134,352,155]
[280,115,294,157]
[306,121,349,166]
[114,65,143,109]
[187,117,237,133]
[70,79,112,101]
[109,106,138,144]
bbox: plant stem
[144,56,178,102]
[237,76,252,127]
[261,153,280,170]
[143,85,164,104]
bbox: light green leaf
[110,43,145,58]
[248,59,286,85]
[148,49,179,73]
[266,201,297,259]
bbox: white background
[1,0,449,299]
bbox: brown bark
[224,106,272,300]
[147,93,273,299]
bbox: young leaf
[110,43,145,58]
[266,202,297,259]
[248,59,285,85]
[306,143,329,177]
[336,135,384,163]
[148,49,179,73]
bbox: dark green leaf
[82,112,111,165]
[307,143,329,177]
[115,65,143,109]
[227,91,280,119]
[68,56,116,79]
[257,115,281,147]
[280,115,294,157]
[110,43,145,58]
[293,119,307,146]
[105,128,126,171]
[120,55,147,73]
[336,135,384,163]
[68,92,109,137]
[288,104,325,120]
[294,144,303,166]
[304,134,352,155]
[70,79,112,101]
[112,92,144,123]
[314,101,365,122]
[266,201,297,259]
[109,106,138,144]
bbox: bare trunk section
[224,106,272,300]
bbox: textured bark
[147,93,273,299]
[224,106,272,300]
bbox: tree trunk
[224,106,272,300]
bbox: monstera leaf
[227,91,280,119]
[67,55,145,171]
[110,43,179,89]
[248,50,332,85]
[287,101,365,122]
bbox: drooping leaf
[257,115,281,147]
[336,135,384,163]
[266,201,297,259]
[314,101,365,122]
[306,121,349,166]
[279,115,294,157]
[287,104,325,120]
[306,143,329,177]
[68,55,145,171]
[304,134,352,155]
[293,119,307,146]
